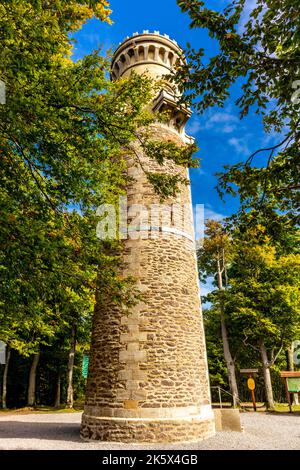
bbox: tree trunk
[54,369,61,408]
[286,345,294,371]
[217,258,239,407]
[2,346,11,409]
[27,352,40,407]
[259,340,275,410]
[286,343,298,405]
[66,324,76,408]
[220,313,240,407]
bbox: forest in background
[0,1,299,411]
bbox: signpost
[240,368,259,411]
[280,371,300,413]
[247,378,256,412]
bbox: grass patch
[213,402,300,412]
[274,403,300,412]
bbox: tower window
[159,47,165,62]
[148,45,155,60]
[138,46,145,59]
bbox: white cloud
[208,112,238,125]
[205,208,225,221]
[186,119,202,135]
[207,113,238,133]
[228,136,250,155]
[237,0,259,34]
[192,205,226,242]
[206,111,238,134]
[200,277,215,298]
[222,124,237,134]
[194,167,206,176]
[81,33,101,45]
[260,132,279,147]
[186,110,239,136]
[260,126,288,148]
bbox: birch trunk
[217,259,239,407]
[2,346,11,409]
[66,324,76,408]
[286,343,298,405]
[259,340,275,410]
[220,313,239,407]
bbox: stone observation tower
[81,31,215,442]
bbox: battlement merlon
[111,32,192,137]
[111,31,185,81]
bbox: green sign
[82,354,89,379]
[287,377,300,393]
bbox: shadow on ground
[0,421,82,443]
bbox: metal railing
[210,386,244,409]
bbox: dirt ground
[0,411,299,450]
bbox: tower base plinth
[80,414,215,443]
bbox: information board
[287,377,300,393]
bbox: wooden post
[280,371,300,413]
[251,388,257,412]
[247,374,257,411]
[240,369,259,412]
[284,378,292,413]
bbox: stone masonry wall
[81,122,214,442]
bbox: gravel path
[0,412,299,450]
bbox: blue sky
[72,0,275,227]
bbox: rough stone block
[213,409,242,432]
[124,400,139,409]
[127,342,140,352]
[131,369,147,380]
[119,349,147,363]
[118,370,132,381]
[131,389,148,400]
[128,324,139,334]
[116,389,131,400]
[125,380,140,390]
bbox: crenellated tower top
[111,31,183,81]
[111,31,191,138]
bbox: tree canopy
[200,217,300,408]
[176,0,300,223]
